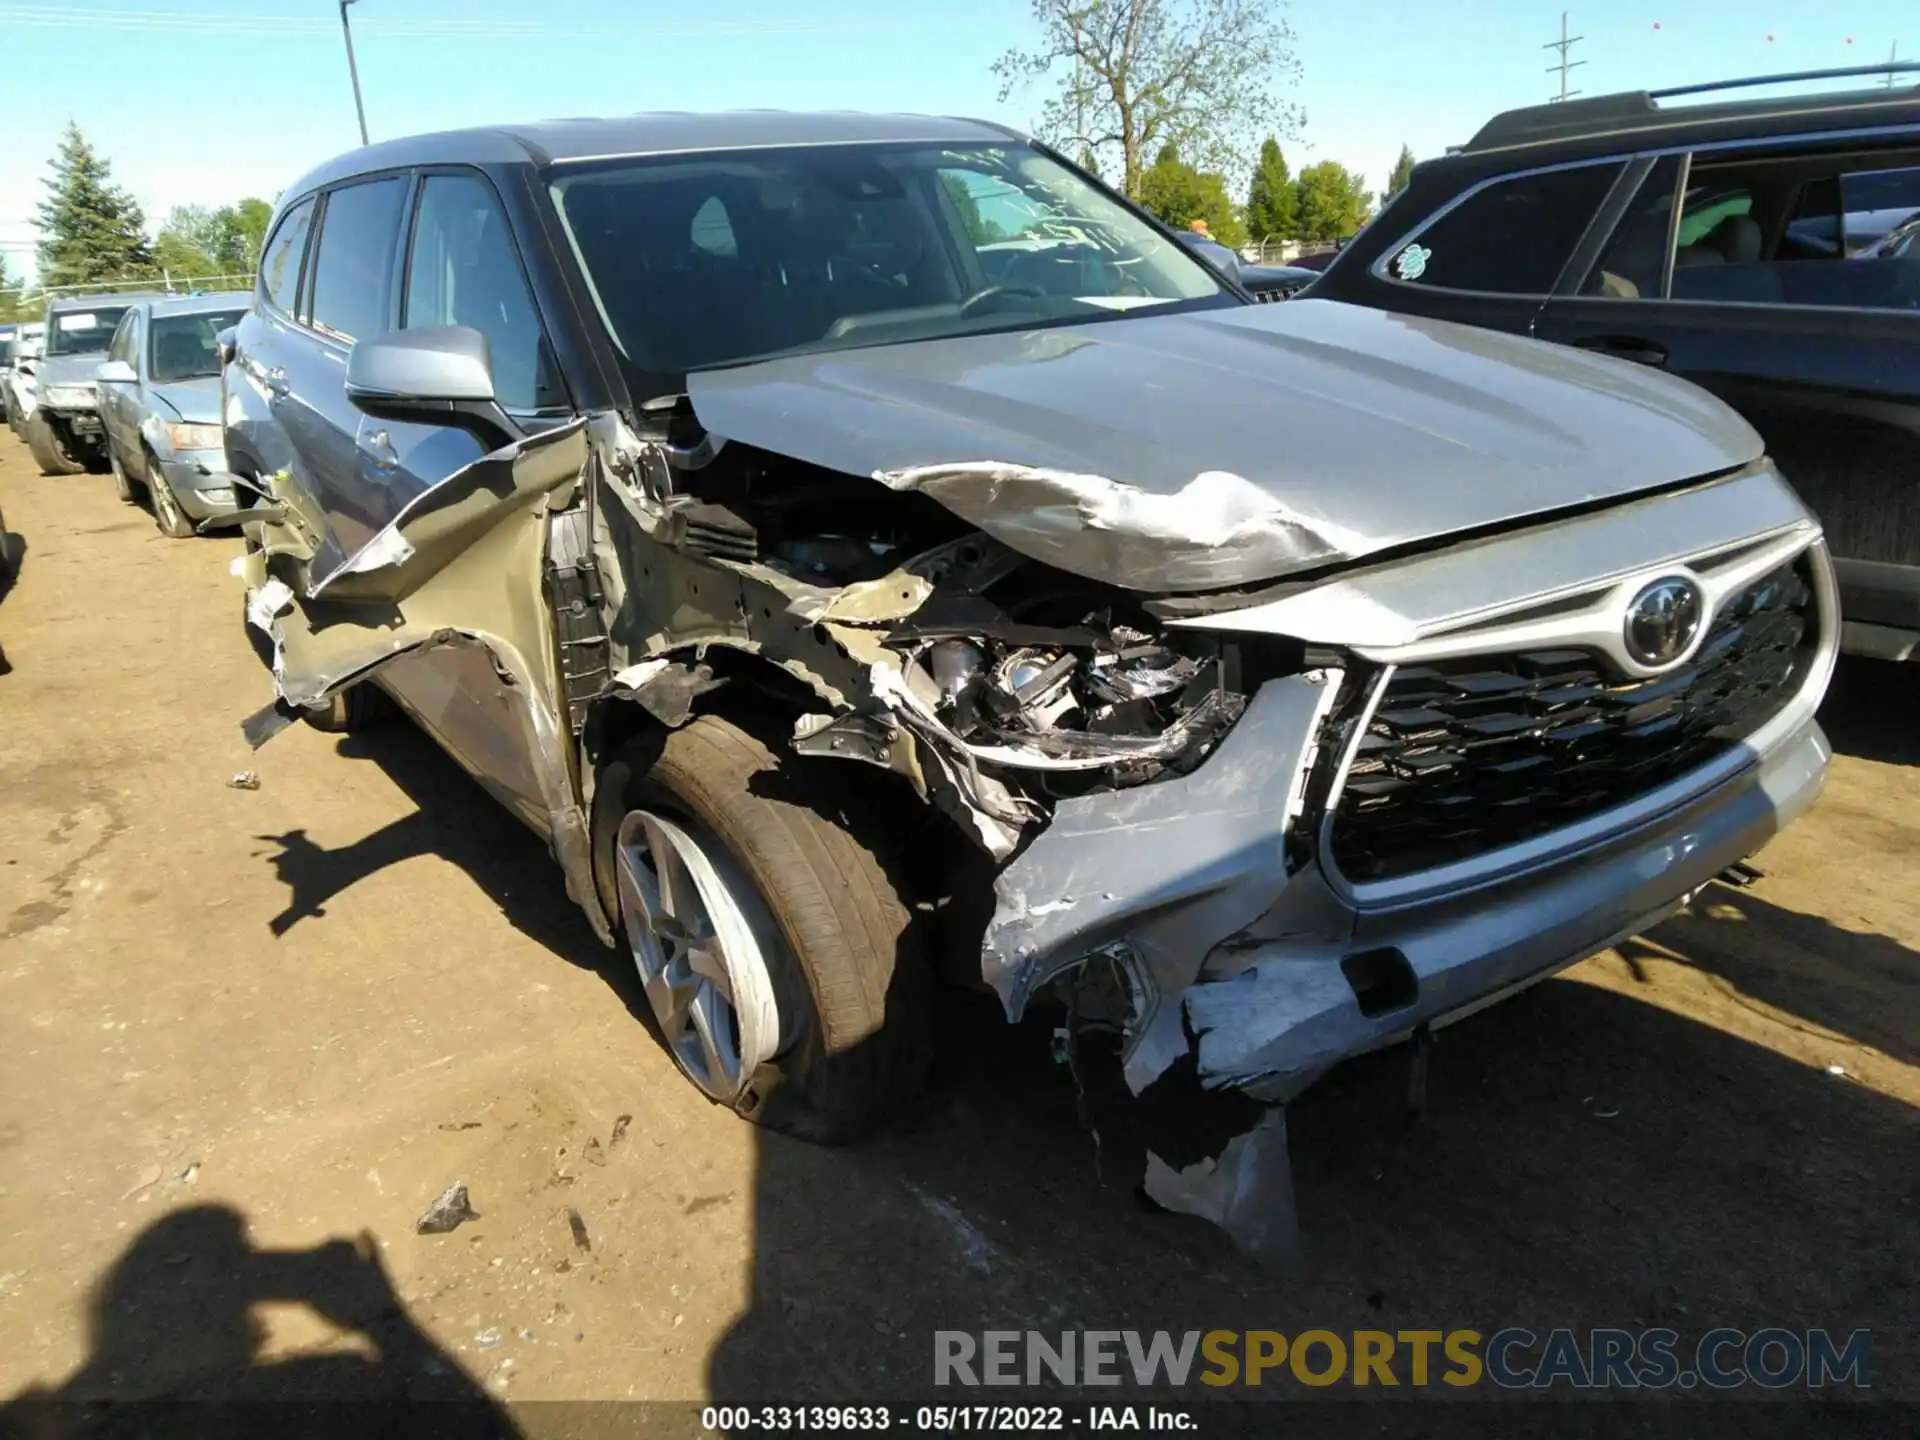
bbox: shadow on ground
[705,977,1915,1428]
[1626,886,1919,1067]
[0,1205,517,1438]
[230,663,1918,1432]
[249,722,654,1038]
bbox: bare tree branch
[994,0,1303,199]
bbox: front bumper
[155,451,240,520]
[986,671,1832,1107]
[43,404,103,441]
[1183,711,1829,1101]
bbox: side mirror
[96,359,138,385]
[215,326,238,367]
[345,326,514,451]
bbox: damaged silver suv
[225,114,1836,1249]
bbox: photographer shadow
[0,1204,519,1439]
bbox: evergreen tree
[1386,144,1416,199]
[1292,161,1373,243]
[0,252,23,323]
[1244,138,1296,243]
[35,124,152,287]
[1139,144,1248,249]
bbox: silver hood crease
[684,300,1764,591]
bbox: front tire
[301,681,396,731]
[592,715,931,1143]
[25,413,84,476]
[108,446,138,503]
[146,455,195,538]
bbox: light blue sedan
[95,292,250,537]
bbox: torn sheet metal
[980,672,1346,1069]
[873,463,1362,594]
[612,657,727,729]
[1143,1109,1298,1267]
[682,300,1763,591]
[238,420,610,944]
[280,419,590,600]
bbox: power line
[1543,10,1586,103]
[0,4,894,39]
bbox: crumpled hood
[685,299,1764,591]
[148,375,221,425]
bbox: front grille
[1328,561,1815,882]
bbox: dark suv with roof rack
[1308,64,1920,663]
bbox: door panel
[1538,295,1920,623]
[1539,140,1920,633]
[241,421,589,839]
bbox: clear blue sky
[1,1,1909,278]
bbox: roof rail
[1651,61,1920,101]
[1464,62,1920,154]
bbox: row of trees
[1,124,272,322]
[996,0,1419,251]
[1141,137,1411,250]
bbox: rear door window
[1595,149,1920,310]
[1384,161,1623,294]
[259,197,316,315]
[307,177,409,343]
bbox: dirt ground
[0,426,1914,1432]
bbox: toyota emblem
[1623,576,1705,668]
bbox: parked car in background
[1173,230,1318,300]
[1308,65,1920,663]
[25,295,159,476]
[1283,240,1350,274]
[3,323,45,435]
[94,293,250,537]
[223,113,1833,1250]
[1236,260,1320,301]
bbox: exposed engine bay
[634,430,1299,817]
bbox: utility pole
[1543,11,1586,103]
[340,0,370,146]
[1888,42,1903,90]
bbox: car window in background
[549,143,1227,385]
[307,178,407,343]
[1384,161,1623,294]
[149,310,247,383]
[1668,153,1920,310]
[1583,156,1686,298]
[46,307,131,356]
[107,311,138,365]
[404,172,560,411]
[259,196,316,314]
[1838,164,1920,253]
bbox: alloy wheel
[613,809,784,1102]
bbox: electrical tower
[1544,11,1586,103]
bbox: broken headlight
[900,621,1245,780]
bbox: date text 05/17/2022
[700,1405,1195,1432]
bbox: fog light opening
[1341,947,1418,1018]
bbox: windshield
[149,309,246,383]
[549,142,1229,385]
[47,307,130,357]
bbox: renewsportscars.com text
[934,1327,1872,1390]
